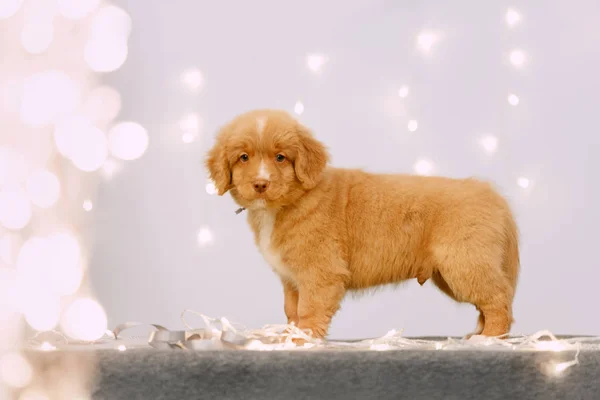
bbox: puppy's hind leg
[432,244,513,338]
[431,271,485,338]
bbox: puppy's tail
[502,210,520,303]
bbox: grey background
[90,0,600,338]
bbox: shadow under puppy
[206,109,519,339]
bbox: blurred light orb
[0,233,21,265]
[294,101,304,115]
[46,233,83,296]
[414,159,434,176]
[23,293,60,331]
[505,8,521,27]
[20,70,79,126]
[407,120,418,132]
[205,181,217,195]
[58,0,100,19]
[69,125,108,172]
[398,86,409,98]
[0,190,32,230]
[197,226,214,247]
[21,22,53,54]
[179,113,200,133]
[108,122,149,161]
[509,49,526,67]
[101,159,121,179]
[0,352,32,388]
[306,54,327,73]
[180,68,204,92]
[508,94,520,106]
[19,389,49,400]
[26,170,60,208]
[84,86,122,123]
[0,146,28,186]
[83,199,93,211]
[117,345,127,352]
[61,298,108,341]
[91,5,132,39]
[517,177,530,189]
[182,132,195,143]
[53,115,92,157]
[0,0,23,19]
[84,38,128,73]
[417,32,438,53]
[480,135,498,154]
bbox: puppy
[206,109,519,339]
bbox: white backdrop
[90,0,600,338]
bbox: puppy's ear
[294,125,329,189]
[205,138,232,196]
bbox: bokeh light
[517,177,530,188]
[83,199,93,211]
[205,181,217,195]
[505,8,521,27]
[0,0,23,19]
[197,226,214,247]
[417,32,438,53]
[407,120,418,132]
[20,70,79,127]
[0,146,29,186]
[0,233,21,265]
[306,54,327,73]
[294,101,304,115]
[22,293,60,331]
[480,135,498,154]
[101,159,121,179]
[509,49,526,67]
[508,94,520,106]
[26,170,61,208]
[84,38,128,73]
[61,298,108,341]
[91,4,132,40]
[180,68,204,92]
[414,159,434,176]
[182,132,195,143]
[0,352,32,388]
[21,22,54,54]
[68,124,108,172]
[58,0,100,20]
[179,113,200,133]
[0,189,32,230]
[398,86,409,98]
[108,122,149,161]
[84,86,122,123]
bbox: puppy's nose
[253,180,270,193]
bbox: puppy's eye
[275,154,286,163]
[240,154,249,162]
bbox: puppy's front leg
[296,279,346,339]
[282,280,299,325]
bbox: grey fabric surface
[91,348,600,400]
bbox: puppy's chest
[254,211,295,283]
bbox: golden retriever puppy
[206,109,519,339]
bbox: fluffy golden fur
[206,109,519,339]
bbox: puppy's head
[206,109,328,209]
